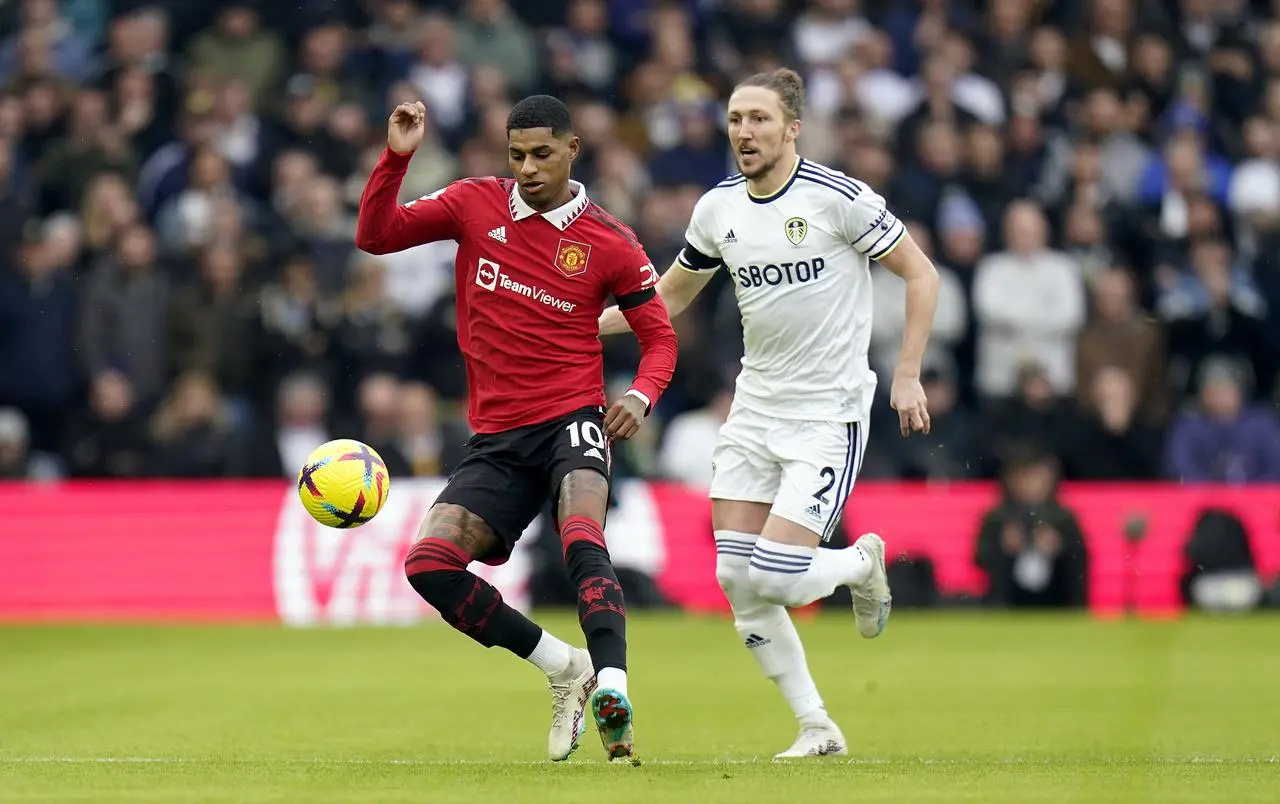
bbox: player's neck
[746,153,800,200]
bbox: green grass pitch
[2,612,1276,803]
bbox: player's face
[727,87,799,179]
[508,128,579,210]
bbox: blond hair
[735,68,805,121]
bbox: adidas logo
[722,229,736,244]
[488,226,507,243]
[805,503,822,519]
[744,633,771,648]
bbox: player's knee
[747,562,808,608]
[403,536,469,606]
[715,553,748,597]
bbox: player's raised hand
[604,394,647,441]
[387,101,427,155]
[890,373,931,437]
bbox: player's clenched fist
[387,101,426,155]
[604,394,647,441]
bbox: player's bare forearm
[599,262,712,336]
[877,233,939,378]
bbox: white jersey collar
[509,180,590,230]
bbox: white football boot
[774,719,848,759]
[547,648,595,761]
[852,533,892,639]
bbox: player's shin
[560,515,628,694]
[404,537,556,664]
[715,531,828,726]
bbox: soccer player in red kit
[356,96,676,765]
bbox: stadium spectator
[237,370,331,478]
[392,381,469,478]
[1062,366,1163,480]
[657,387,732,488]
[973,200,1085,399]
[185,5,285,111]
[1165,360,1280,483]
[974,447,1089,609]
[1075,267,1167,424]
[78,222,169,406]
[0,0,1275,496]
[149,370,237,477]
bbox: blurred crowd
[2,0,1280,487]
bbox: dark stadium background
[1,0,1278,614]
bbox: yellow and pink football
[297,439,390,528]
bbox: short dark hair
[506,95,573,136]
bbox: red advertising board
[1,480,1276,623]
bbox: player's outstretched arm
[876,232,939,437]
[598,259,714,336]
[355,102,460,254]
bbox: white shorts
[709,404,868,542]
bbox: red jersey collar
[509,180,590,230]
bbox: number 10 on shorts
[566,420,610,468]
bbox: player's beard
[736,147,779,181]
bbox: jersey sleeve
[608,239,660,309]
[355,149,465,253]
[840,185,906,261]
[675,191,723,272]
[610,239,676,411]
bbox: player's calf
[403,504,544,655]
[557,470,629,695]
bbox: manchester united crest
[554,238,592,278]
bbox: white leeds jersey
[678,157,905,422]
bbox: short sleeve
[842,186,906,261]
[676,191,723,272]
[610,239,660,310]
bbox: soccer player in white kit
[599,68,939,758]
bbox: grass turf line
[1,612,1277,803]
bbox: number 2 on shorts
[813,466,836,504]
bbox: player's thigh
[712,499,772,534]
[769,419,867,545]
[708,406,781,531]
[541,406,612,525]
[431,440,544,564]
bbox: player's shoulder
[581,200,643,251]
[793,159,875,205]
[700,172,748,203]
[688,173,748,220]
[436,175,510,200]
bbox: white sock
[526,630,573,676]
[596,667,627,697]
[751,537,872,608]
[716,530,827,724]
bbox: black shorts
[435,405,612,564]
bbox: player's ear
[786,118,801,143]
[566,135,580,163]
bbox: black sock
[404,537,541,657]
[561,516,627,672]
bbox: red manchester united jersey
[356,148,677,434]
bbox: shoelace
[548,680,573,725]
